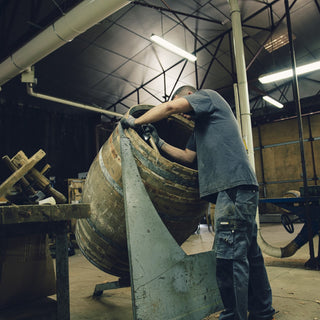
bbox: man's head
[171,85,196,120]
[171,85,196,100]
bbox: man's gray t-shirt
[185,89,258,200]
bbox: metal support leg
[119,126,223,320]
[55,221,70,320]
[93,278,130,297]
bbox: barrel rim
[126,104,198,175]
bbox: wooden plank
[252,126,259,148]
[310,113,320,136]
[0,149,46,198]
[254,149,262,182]
[12,151,67,204]
[2,155,37,196]
[253,114,320,206]
[40,164,51,175]
[262,143,314,181]
[0,203,90,225]
[259,118,300,145]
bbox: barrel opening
[130,106,195,168]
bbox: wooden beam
[0,203,91,225]
[2,155,37,196]
[12,151,67,204]
[0,149,45,198]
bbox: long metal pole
[27,84,123,118]
[228,0,281,257]
[284,0,316,266]
[228,0,254,165]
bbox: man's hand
[120,115,137,129]
[148,125,164,148]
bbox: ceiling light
[150,34,197,62]
[263,96,284,108]
[259,60,320,84]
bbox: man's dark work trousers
[214,187,275,320]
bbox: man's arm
[138,98,196,163]
[134,97,193,125]
[122,96,196,164]
[161,143,196,164]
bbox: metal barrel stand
[117,127,223,320]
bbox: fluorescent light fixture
[263,96,284,108]
[259,60,320,83]
[150,34,197,62]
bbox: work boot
[281,241,299,257]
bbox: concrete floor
[64,222,320,320]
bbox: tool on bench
[0,149,46,200]
[11,151,67,204]
[1,150,67,204]
[2,155,37,197]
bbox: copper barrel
[76,105,208,278]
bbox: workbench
[260,196,320,214]
[0,203,90,320]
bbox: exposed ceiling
[0,0,320,124]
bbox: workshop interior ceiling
[0,0,319,124]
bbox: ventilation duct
[0,0,131,87]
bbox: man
[121,85,275,320]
